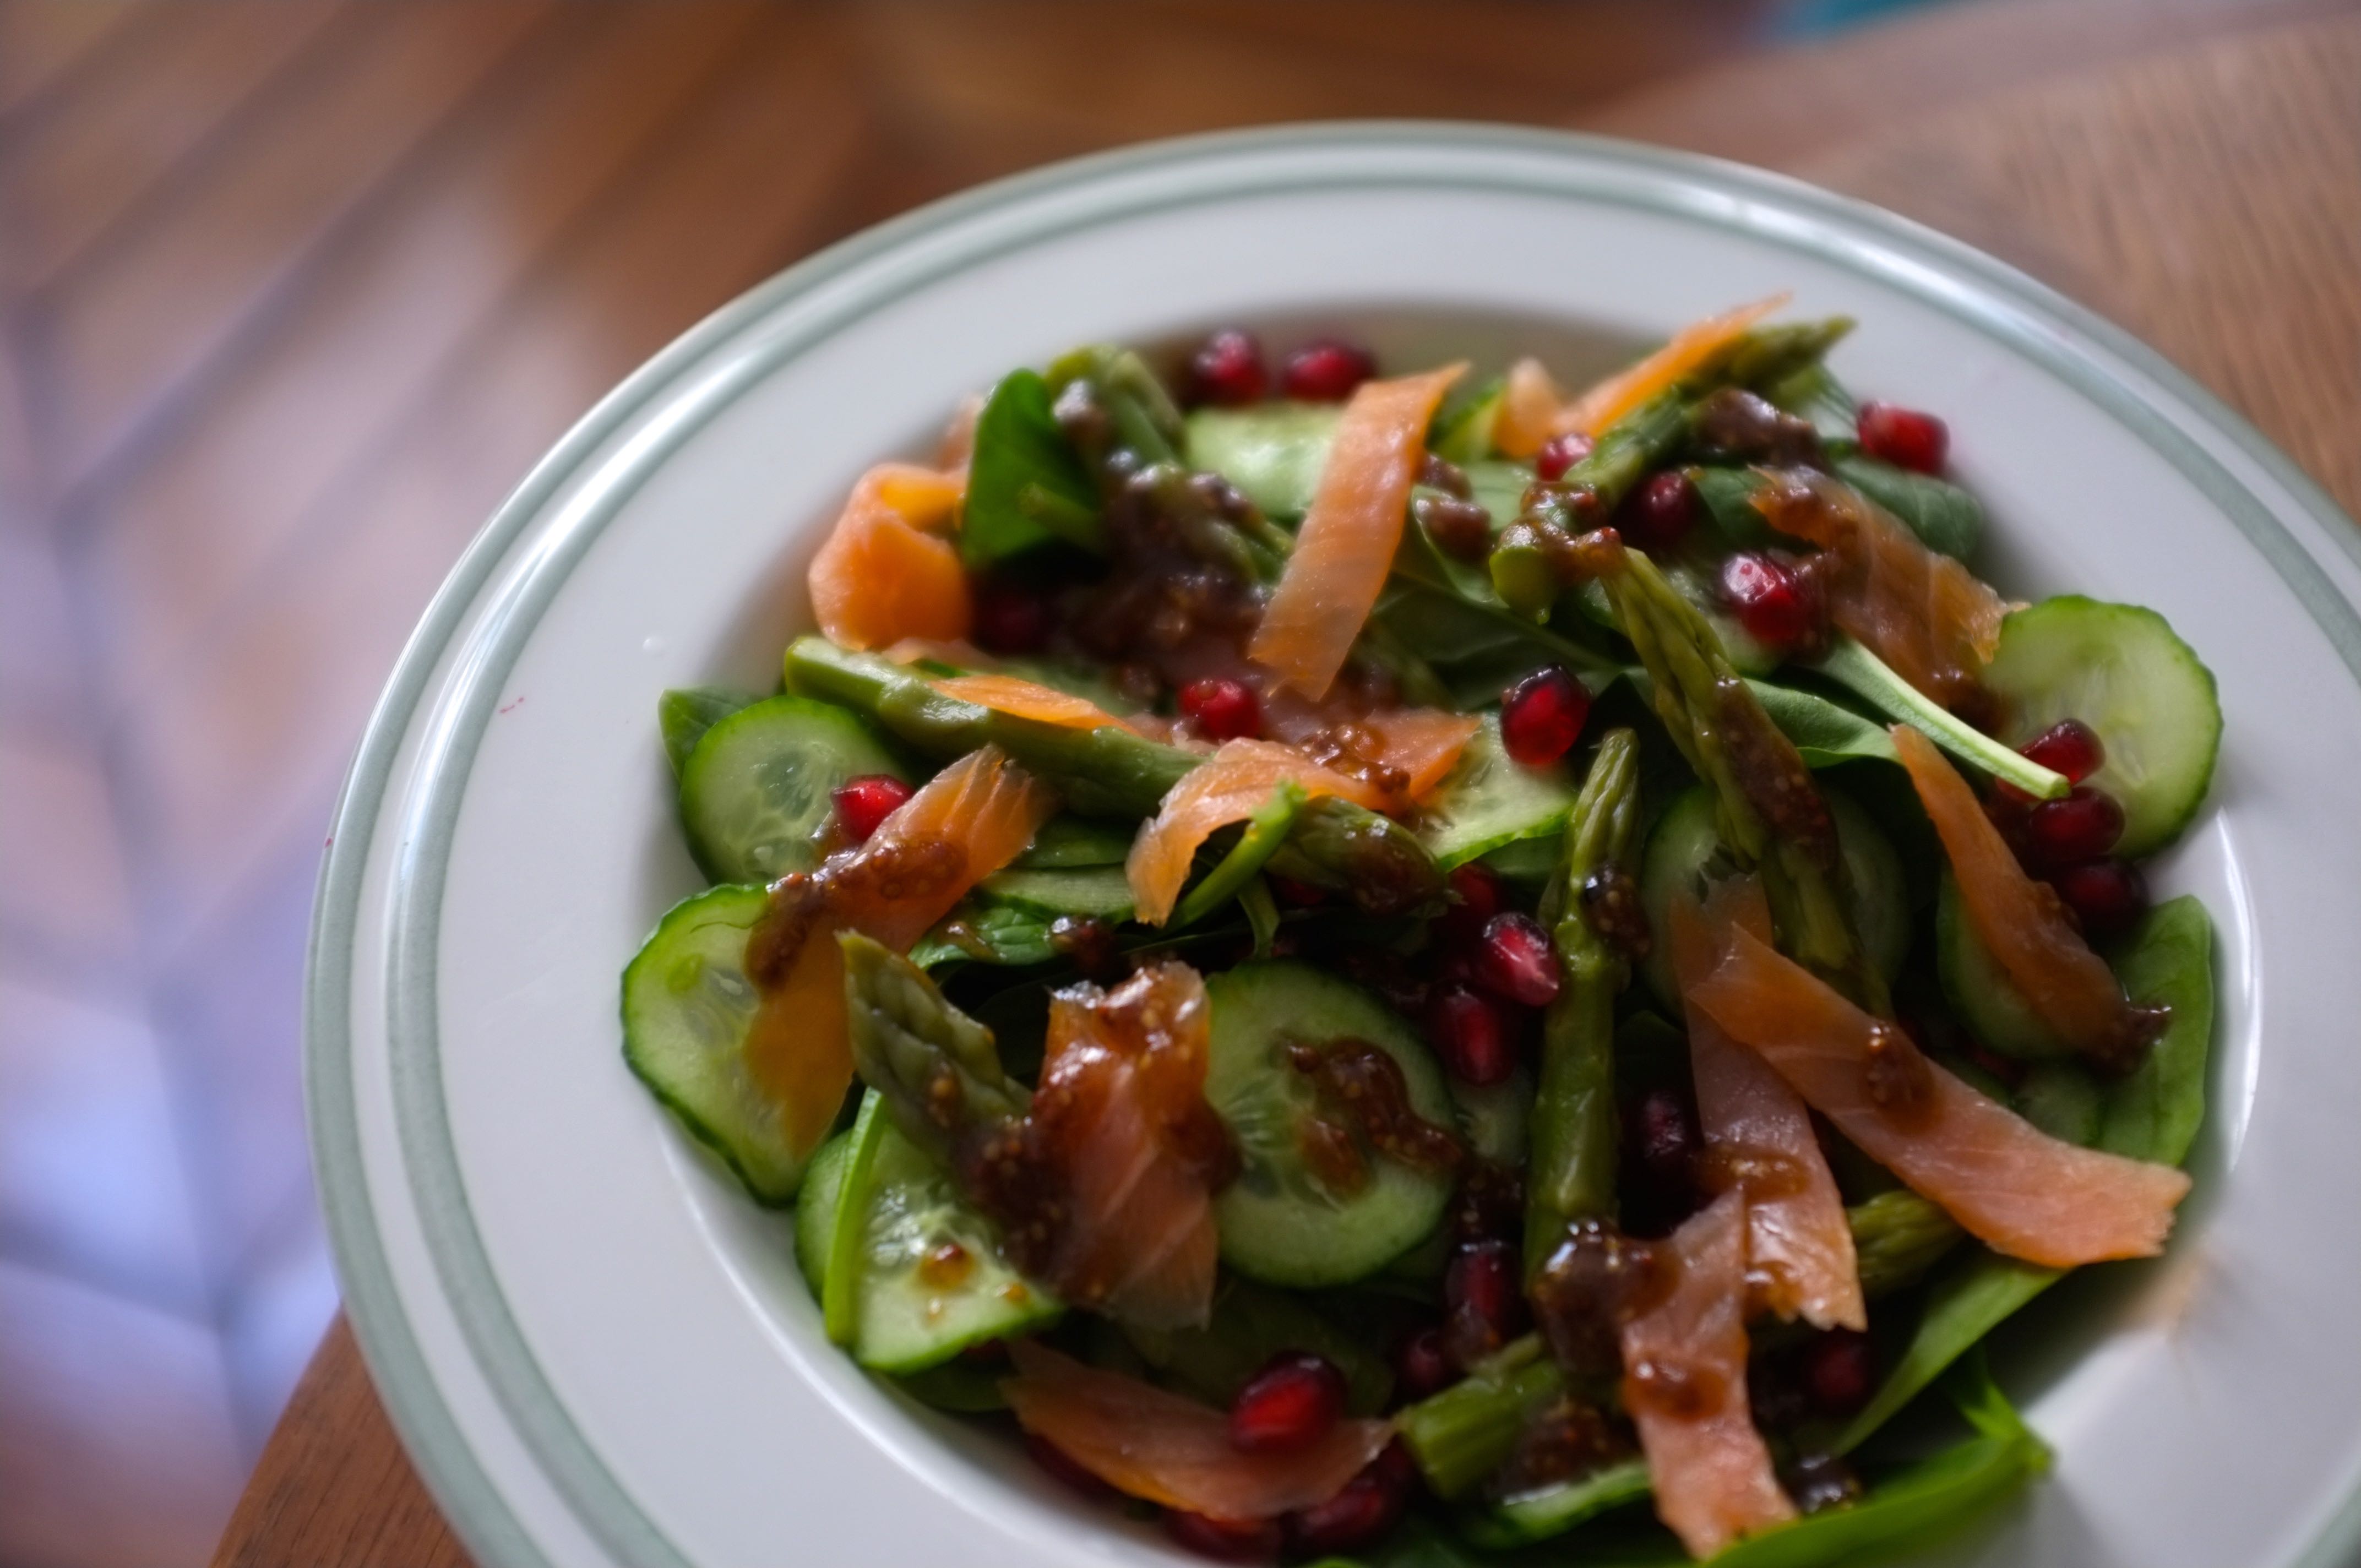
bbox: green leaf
[1815,635,2069,799]
[657,686,757,776]
[1432,376,1505,464]
[1684,464,1780,551]
[1836,1249,2059,1452]
[1174,782,1303,928]
[1125,1277,1395,1415]
[1622,667,1896,770]
[2096,895,2215,1166]
[962,368,1101,565]
[1831,452,1984,560]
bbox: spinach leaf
[2096,895,2215,1166]
[657,686,757,776]
[1830,452,1984,561]
[1125,1277,1396,1416]
[960,368,1101,564]
[1685,464,1780,551]
[1622,668,1897,770]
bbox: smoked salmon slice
[1125,739,1386,925]
[1358,709,1483,807]
[1620,1189,1796,1558]
[1554,296,1788,439]
[742,745,1057,1156]
[807,463,971,652]
[1249,363,1466,700]
[930,672,1135,732]
[1755,471,2005,711]
[1891,725,2158,1068]
[1669,881,1865,1332]
[1684,925,2191,1268]
[1493,356,1564,459]
[1002,1341,1392,1517]
[999,961,1234,1329]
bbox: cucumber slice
[1013,816,1135,869]
[977,865,1136,922]
[621,885,807,1204]
[678,695,905,885]
[1203,962,1457,1288]
[1638,783,1908,1010]
[1478,834,1560,884]
[824,1092,1059,1373]
[1182,403,1340,518]
[1417,714,1580,869]
[659,686,757,777]
[1979,596,2222,856]
[795,1130,855,1293]
[1431,376,1504,464]
[1935,872,2071,1060]
[1125,1279,1395,1415]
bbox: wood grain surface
[181,7,2357,1567]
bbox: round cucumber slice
[621,884,805,1204]
[1979,596,2221,856]
[1417,715,1580,870]
[1934,871,2072,1061]
[1638,783,1908,1010]
[1203,962,1456,1288]
[678,695,905,885]
[844,1117,1060,1374]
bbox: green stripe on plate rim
[306,121,2361,1568]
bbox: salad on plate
[622,301,2219,1564]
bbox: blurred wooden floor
[0,3,2353,1566]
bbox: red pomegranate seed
[1720,551,1824,654]
[1856,401,1949,473]
[1500,666,1590,767]
[1475,912,1562,1007]
[970,576,1052,655]
[1229,1352,1348,1453]
[1180,677,1262,741]
[1286,1466,1408,1558]
[2021,786,2126,867]
[1391,1324,1456,1401]
[1801,1330,1876,1416]
[1163,1510,1282,1562]
[1183,329,1269,409]
[1025,1433,1113,1497]
[1535,431,1595,481]
[1269,874,1328,908]
[1281,339,1377,402]
[1617,470,1698,552]
[1444,1239,1528,1369]
[1631,1087,1699,1195]
[1437,862,1506,950]
[2021,719,2106,783]
[2052,858,2149,938]
[1371,1436,1422,1495]
[1426,985,1516,1086]
[831,774,912,843]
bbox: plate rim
[304,119,2361,1568]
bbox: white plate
[308,126,2361,1568]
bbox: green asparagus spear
[840,931,1029,1164]
[1847,1189,1966,1299]
[1523,729,1642,1268]
[786,639,1443,913]
[1599,545,1886,1011]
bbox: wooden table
[210,8,2361,1566]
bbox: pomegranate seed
[2052,858,2149,938]
[970,576,1052,654]
[1535,431,1595,481]
[1444,1239,1528,1369]
[2021,786,2125,867]
[2021,719,2105,783]
[1391,1324,1456,1401]
[1500,666,1590,767]
[1183,329,1269,409]
[1025,1433,1113,1497]
[1229,1353,1347,1453]
[1801,1330,1876,1416]
[1426,985,1517,1086]
[1437,862,1506,950]
[1616,470,1698,552]
[1720,551,1824,654]
[1286,1464,1408,1557]
[1630,1087,1699,1196]
[1475,912,1562,1007]
[1268,875,1328,908]
[1857,401,1949,473]
[1163,1510,1281,1562]
[831,774,912,843]
[1372,1436,1422,1495]
[1180,677,1262,740]
[1280,339,1376,402]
